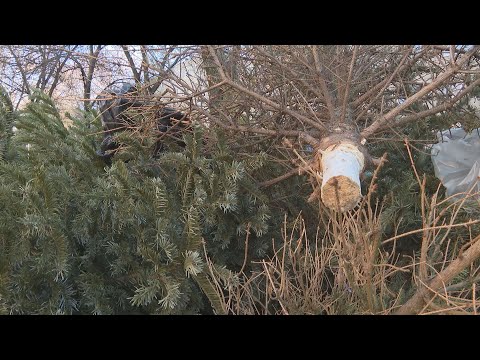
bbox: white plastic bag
[431,127,480,199]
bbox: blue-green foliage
[0,86,15,162]
[0,89,318,314]
[0,89,280,314]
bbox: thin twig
[239,223,251,274]
[381,220,480,245]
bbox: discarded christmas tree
[0,88,315,314]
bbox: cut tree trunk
[315,131,368,212]
[320,143,365,212]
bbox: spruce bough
[0,89,277,314]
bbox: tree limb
[259,164,312,188]
[340,46,357,123]
[311,45,336,122]
[7,46,31,95]
[354,47,412,122]
[121,45,141,83]
[254,46,326,104]
[378,76,480,132]
[395,234,480,315]
[352,45,419,109]
[191,103,311,138]
[48,45,79,97]
[140,45,150,85]
[361,46,479,139]
[206,46,329,134]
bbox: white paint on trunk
[320,143,365,212]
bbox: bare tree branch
[395,234,480,315]
[361,46,479,139]
[311,45,336,122]
[7,46,31,95]
[48,45,79,97]
[354,47,412,122]
[254,46,325,104]
[340,45,357,123]
[121,45,141,84]
[205,46,328,133]
[379,76,480,131]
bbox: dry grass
[202,141,480,315]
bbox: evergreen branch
[193,271,226,315]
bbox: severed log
[314,131,370,212]
[320,143,365,212]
